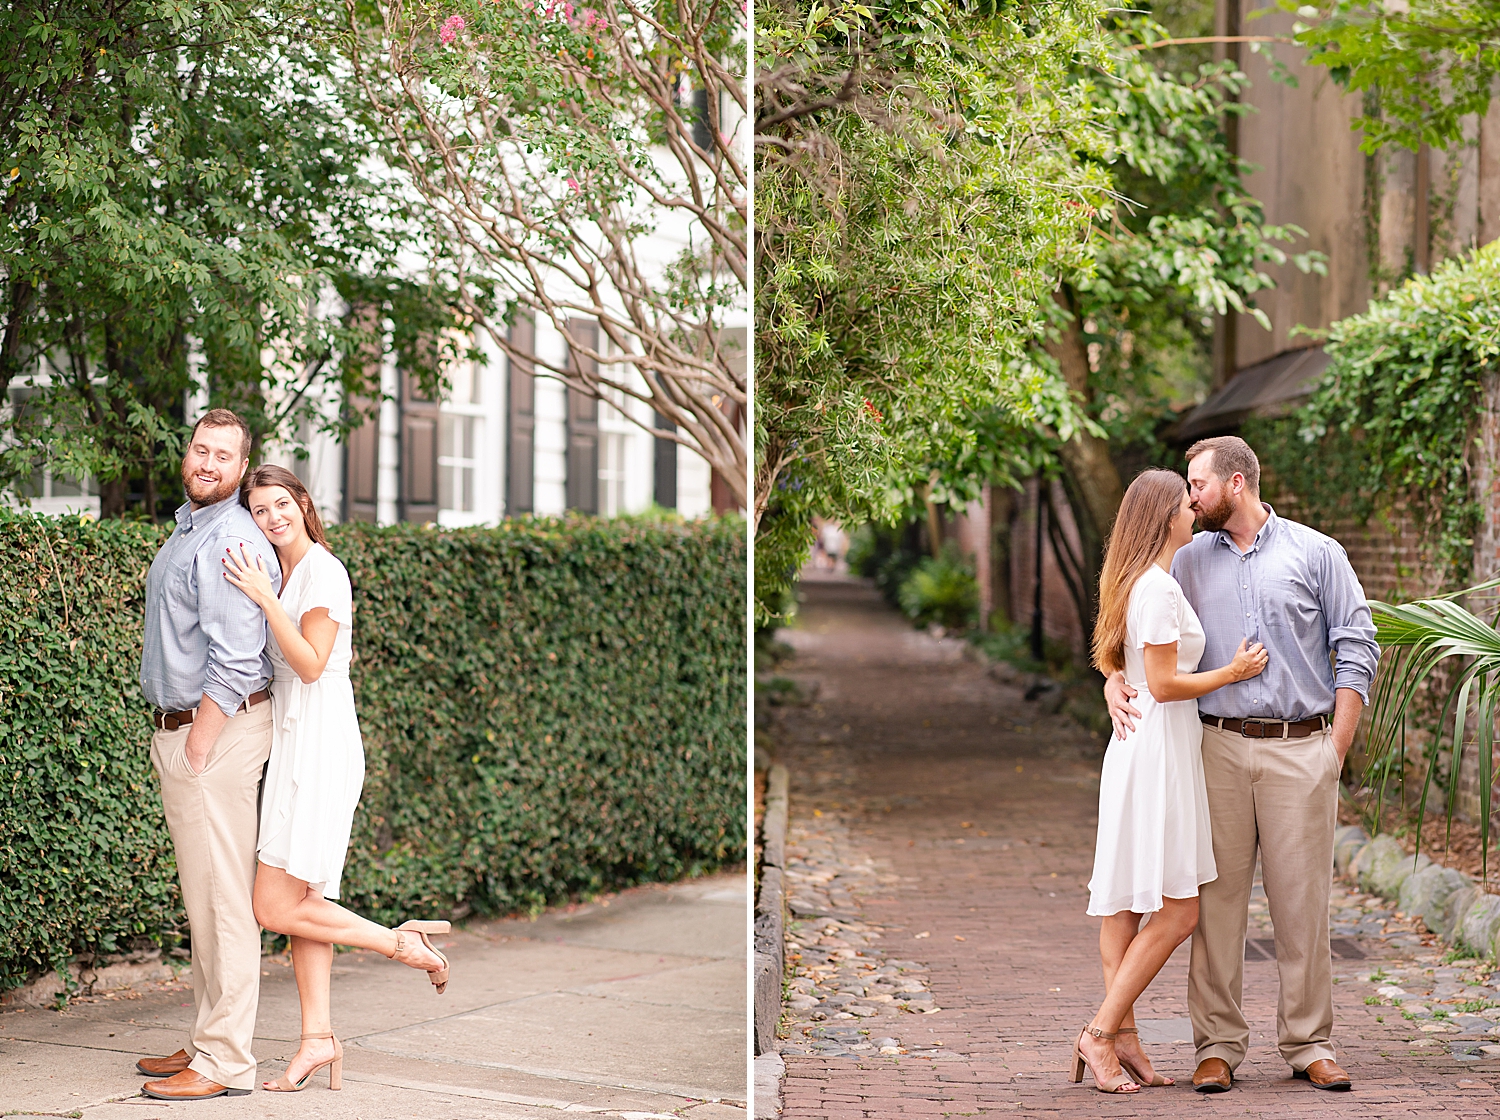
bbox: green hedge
[0,512,746,992]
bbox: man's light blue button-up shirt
[140,494,282,717]
[1170,505,1380,722]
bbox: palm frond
[1369,583,1500,879]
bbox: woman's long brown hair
[239,464,330,549]
[1091,469,1188,675]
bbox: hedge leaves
[0,512,746,992]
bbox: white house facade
[6,319,745,526]
[276,318,743,529]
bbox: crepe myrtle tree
[345,0,748,507]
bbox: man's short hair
[190,408,252,463]
[1185,435,1261,494]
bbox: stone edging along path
[1337,823,1500,959]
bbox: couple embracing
[135,409,452,1101]
[1071,436,1380,1096]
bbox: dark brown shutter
[401,368,440,522]
[653,411,677,509]
[565,319,599,514]
[344,397,379,523]
[507,316,535,516]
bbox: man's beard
[1194,490,1236,532]
[181,461,240,506]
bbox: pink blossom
[566,178,581,194]
[439,13,466,43]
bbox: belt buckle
[1241,719,1266,738]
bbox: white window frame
[438,355,486,525]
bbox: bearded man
[1105,436,1379,1094]
[136,409,282,1100]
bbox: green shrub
[1253,240,1500,586]
[0,511,746,993]
[895,548,978,629]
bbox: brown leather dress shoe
[1294,1058,1352,1091]
[135,1049,191,1077]
[1193,1057,1233,1093]
[141,1069,251,1100]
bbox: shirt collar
[174,493,240,534]
[1213,502,1277,557]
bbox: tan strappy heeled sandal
[262,1031,342,1092]
[1114,1026,1174,1086]
[1071,1025,1140,1094]
[389,919,452,994]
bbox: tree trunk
[97,323,132,519]
[1,280,33,382]
[99,478,127,519]
[1054,468,1104,646]
[1043,288,1124,650]
[924,493,944,559]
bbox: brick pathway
[768,573,1500,1118]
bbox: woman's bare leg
[265,899,339,1089]
[253,863,443,970]
[1099,912,1142,1033]
[1081,899,1199,1079]
[1100,911,1170,1084]
[1082,912,1143,1086]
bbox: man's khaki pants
[150,702,273,1090]
[1189,723,1340,1073]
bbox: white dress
[257,543,365,900]
[1087,564,1217,916]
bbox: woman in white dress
[1072,469,1268,1094]
[221,465,453,1093]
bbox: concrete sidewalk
[1,873,747,1120]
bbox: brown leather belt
[153,689,270,731]
[1201,713,1330,739]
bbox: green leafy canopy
[1289,0,1500,153]
[754,0,1113,622]
[0,1,463,514]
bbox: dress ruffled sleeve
[301,548,354,628]
[1133,575,1182,648]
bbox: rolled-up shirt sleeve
[1319,539,1381,703]
[195,535,271,716]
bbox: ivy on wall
[0,512,746,992]
[1250,241,1500,587]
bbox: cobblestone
[779,811,946,1059]
[769,573,1500,1117]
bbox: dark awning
[1173,347,1331,442]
